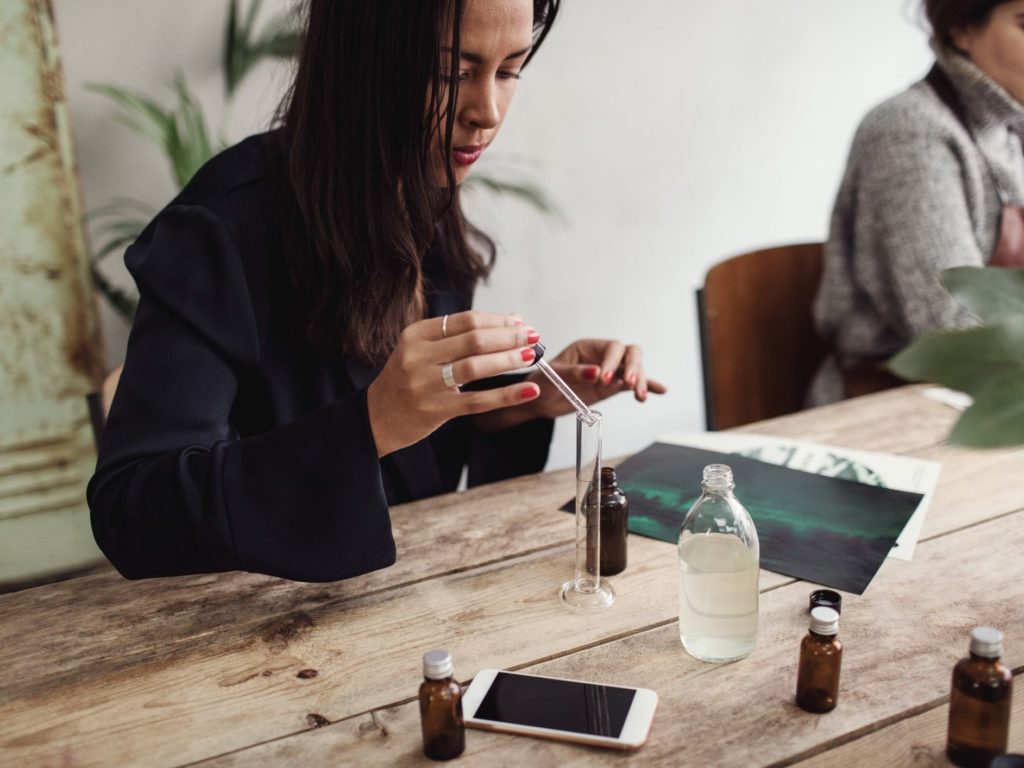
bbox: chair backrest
[698,243,828,430]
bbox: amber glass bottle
[946,627,1013,767]
[796,607,842,713]
[597,466,628,576]
[419,650,465,761]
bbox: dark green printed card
[568,442,923,594]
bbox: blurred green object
[87,0,299,319]
[223,0,300,98]
[87,0,558,322]
[888,266,1024,447]
[87,73,217,190]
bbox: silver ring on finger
[441,314,449,338]
[441,362,459,389]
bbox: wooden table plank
[736,385,956,452]
[792,677,1021,767]
[0,387,969,703]
[914,442,1024,538]
[0,464,573,700]
[0,536,794,767]
[8,444,1021,768]
[2,386,1014,768]
[194,510,1024,767]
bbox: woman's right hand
[366,311,542,457]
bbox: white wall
[53,1,932,470]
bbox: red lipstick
[453,145,483,166]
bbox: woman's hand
[472,338,668,433]
[525,339,668,420]
[367,311,541,457]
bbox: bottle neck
[701,484,734,497]
[809,629,838,641]
[968,651,1000,662]
[600,467,618,490]
[424,674,454,683]
[701,464,734,493]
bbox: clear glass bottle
[946,627,1012,767]
[419,650,465,761]
[796,607,842,713]
[678,464,759,662]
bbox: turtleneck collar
[932,38,1024,136]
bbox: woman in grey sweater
[810,0,1024,405]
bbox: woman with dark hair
[810,0,1024,404]
[88,0,665,582]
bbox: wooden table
[1,385,1022,767]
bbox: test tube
[559,410,615,612]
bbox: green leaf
[224,0,300,97]
[949,368,1024,447]
[887,321,1024,395]
[88,75,218,188]
[85,83,173,149]
[942,266,1024,324]
[89,264,138,320]
[464,174,563,219]
[259,27,302,59]
[88,198,153,263]
[168,72,214,187]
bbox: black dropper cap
[809,589,842,615]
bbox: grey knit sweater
[809,43,1024,405]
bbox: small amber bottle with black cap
[946,627,1012,767]
[595,466,629,576]
[419,650,465,761]
[796,607,842,713]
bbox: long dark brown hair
[924,0,1009,48]
[276,0,560,363]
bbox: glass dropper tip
[531,344,598,425]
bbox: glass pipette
[531,343,598,426]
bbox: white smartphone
[462,669,658,751]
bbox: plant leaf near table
[87,0,559,322]
[887,266,1024,448]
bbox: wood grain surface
[1,386,1022,768]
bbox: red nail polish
[603,370,613,384]
[520,347,535,363]
[526,329,540,344]
[520,385,538,399]
[583,366,598,381]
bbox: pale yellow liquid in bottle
[678,532,759,662]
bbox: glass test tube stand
[559,411,615,611]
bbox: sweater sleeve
[458,374,553,486]
[845,116,982,337]
[467,416,554,486]
[88,204,395,582]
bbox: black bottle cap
[530,342,546,365]
[809,589,842,615]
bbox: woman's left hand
[524,339,668,420]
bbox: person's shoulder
[854,79,966,148]
[172,132,278,217]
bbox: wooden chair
[697,243,828,430]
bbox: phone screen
[473,672,637,737]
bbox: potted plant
[888,266,1024,448]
